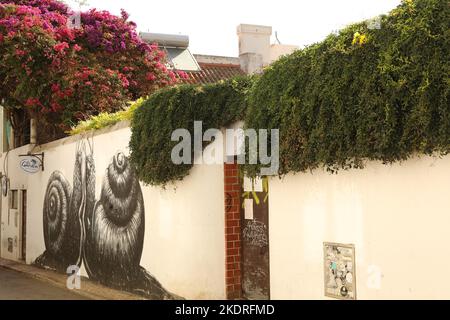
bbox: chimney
[237,24,272,74]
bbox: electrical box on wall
[323,242,356,300]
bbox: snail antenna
[79,139,87,155]
[86,135,94,155]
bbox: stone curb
[0,258,145,300]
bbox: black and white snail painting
[35,140,176,300]
[35,142,91,271]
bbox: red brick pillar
[224,162,242,300]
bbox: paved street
[0,267,88,300]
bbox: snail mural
[35,141,175,300]
[35,143,92,271]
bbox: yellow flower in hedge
[352,32,361,45]
[352,32,368,46]
[359,34,367,45]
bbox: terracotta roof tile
[181,62,245,84]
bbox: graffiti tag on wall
[242,220,268,248]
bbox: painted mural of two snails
[34,140,176,299]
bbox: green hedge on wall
[129,0,449,186]
[243,0,449,177]
[129,77,253,186]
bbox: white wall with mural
[269,154,450,299]
[0,122,226,300]
[4,120,450,300]
[1,144,30,262]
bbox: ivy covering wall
[243,0,449,176]
[129,77,252,185]
[127,0,448,186]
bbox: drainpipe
[30,118,37,145]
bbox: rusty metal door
[240,177,270,300]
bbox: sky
[65,0,402,57]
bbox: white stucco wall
[1,123,226,299]
[0,144,30,261]
[4,119,450,300]
[269,154,450,300]
[269,44,298,63]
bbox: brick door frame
[224,162,242,300]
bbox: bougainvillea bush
[0,0,179,143]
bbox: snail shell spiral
[42,171,72,262]
[84,152,145,287]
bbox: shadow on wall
[34,139,180,300]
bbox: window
[10,189,18,209]
[8,189,18,226]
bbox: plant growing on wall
[0,0,179,144]
[129,77,253,186]
[76,0,448,187]
[242,0,449,177]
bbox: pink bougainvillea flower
[157,50,166,59]
[177,70,189,80]
[15,49,26,56]
[51,83,60,92]
[50,102,62,112]
[25,97,39,107]
[55,27,74,41]
[0,0,175,138]
[24,98,34,107]
[53,41,69,52]
[64,89,73,97]
[120,9,129,21]
[57,91,66,99]
[119,74,130,88]
[154,61,168,73]
[81,72,90,80]
[146,72,156,81]
[168,71,177,82]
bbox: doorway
[240,177,270,300]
